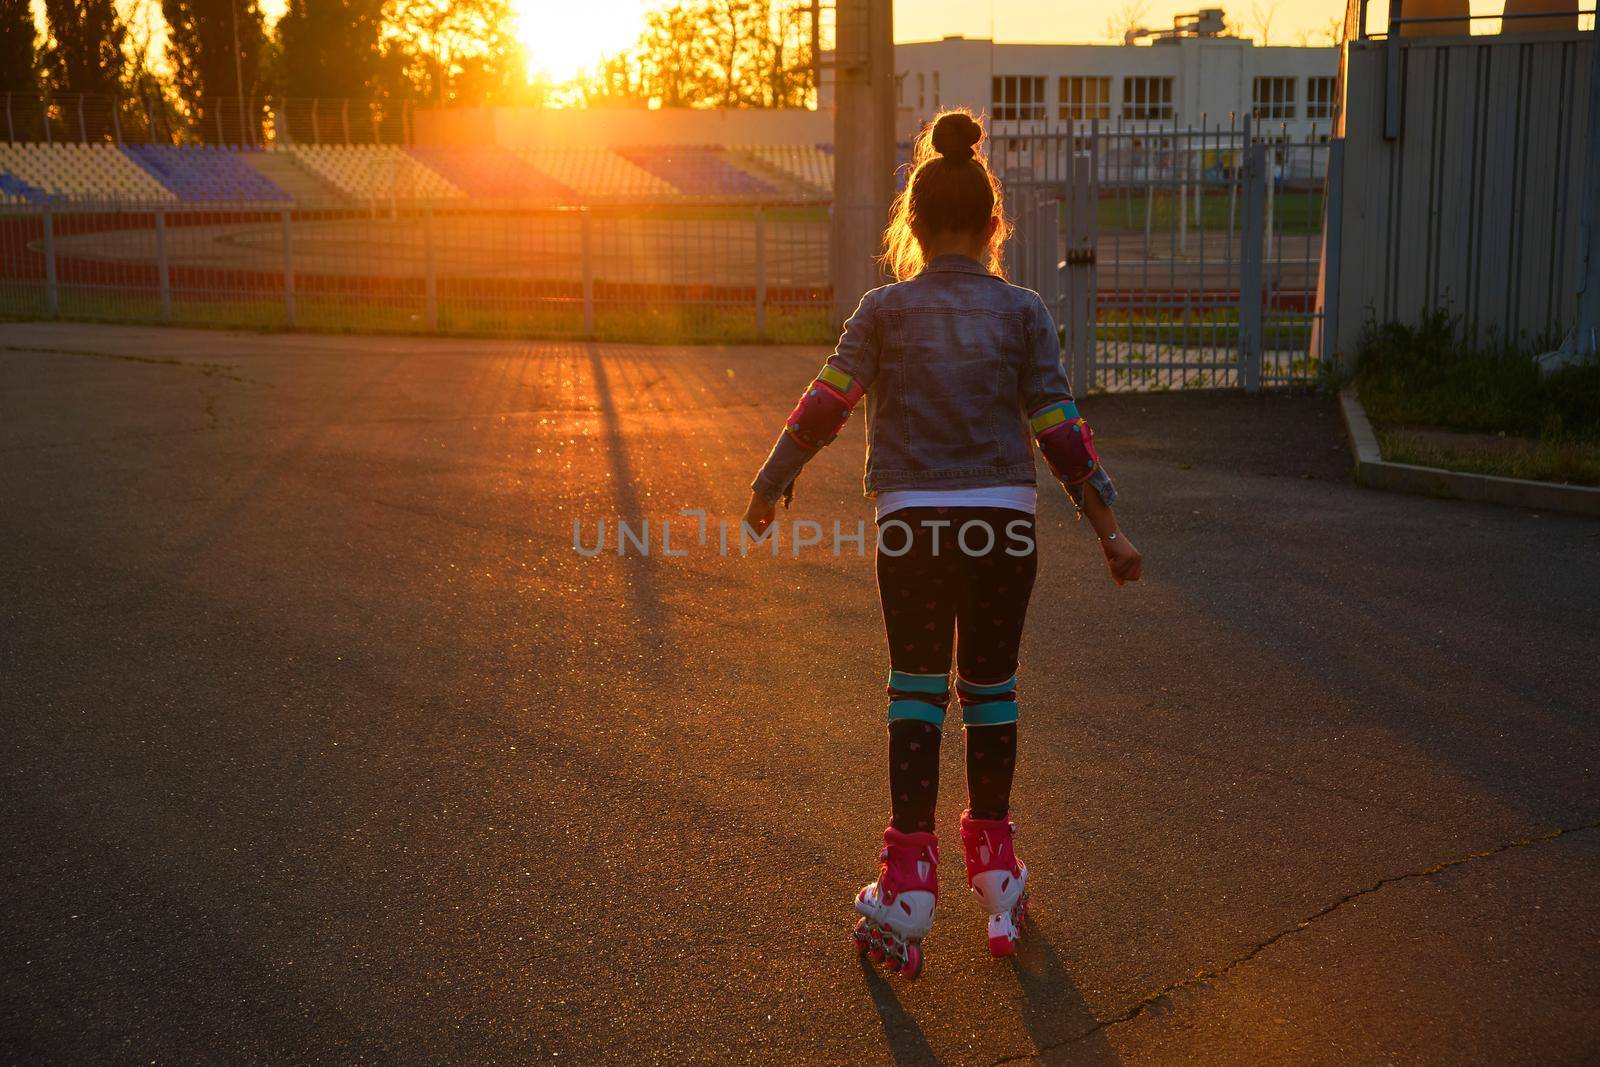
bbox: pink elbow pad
[1030,400,1099,485]
[784,364,866,451]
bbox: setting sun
[514,0,651,81]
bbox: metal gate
[997,120,1340,393]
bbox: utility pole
[829,0,895,328]
[231,0,246,145]
[810,0,821,104]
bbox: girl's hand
[1101,532,1143,586]
[742,492,776,538]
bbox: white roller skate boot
[853,826,939,979]
[960,809,1029,957]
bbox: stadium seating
[736,144,832,195]
[511,146,676,200]
[614,145,779,197]
[409,144,575,201]
[0,142,175,202]
[0,141,851,205]
[0,172,44,204]
[289,145,464,200]
[124,145,289,201]
[240,147,349,203]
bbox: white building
[882,19,1340,141]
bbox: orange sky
[49,0,1580,88]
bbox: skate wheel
[853,926,871,955]
[988,933,1016,958]
[900,945,922,979]
[869,947,885,962]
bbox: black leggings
[875,507,1038,832]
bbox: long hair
[878,108,1011,281]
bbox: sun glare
[514,0,651,82]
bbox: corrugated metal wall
[1335,31,1593,350]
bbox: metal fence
[0,93,416,147]
[0,200,831,343]
[0,121,1339,387]
[997,121,1336,391]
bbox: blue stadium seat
[409,145,575,200]
[615,145,778,197]
[123,145,291,202]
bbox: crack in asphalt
[992,818,1600,1065]
[1,344,258,383]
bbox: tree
[382,0,526,106]
[0,0,39,93]
[40,0,126,96]
[1248,0,1281,45]
[163,0,269,113]
[277,0,387,99]
[123,0,182,140]
[582,0,820,109]
[1104,0,1150,44]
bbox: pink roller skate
[853,826,939,979]
[960,810,1029,957]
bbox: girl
[744,110,1142,979]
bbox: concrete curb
[1339,390,1600,517]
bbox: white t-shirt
[874,485,1037,521]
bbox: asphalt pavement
[2,323,1597,1064]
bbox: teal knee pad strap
[956,672,1020,726]
[887,670,949,728]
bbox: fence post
[423,205,438,331]
[41,207,58,318]
[581,210,595,340]
[1065,154,1095,394]
[1315,138,1345,370]
[280,207,296,328]
[754,205,767,341]
[1384,0,1404,140]
[1239,142,1267,392]
[155,209,171,323]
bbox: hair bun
[930,112,981,161]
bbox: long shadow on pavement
[1011,930,1121,1064]
[858,957,942,1066]
[584,341,672,645]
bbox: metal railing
[0,94,417,147]
[997,121,1335,391]
[1349,3,1597,139]
[0,199,830,343]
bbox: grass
[0,286,836,346]
[1354,311,1600,486]
[1092,190,1324,235]
[1095,307,1313,347]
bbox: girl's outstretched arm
[1018,293,1142,585]
[746,290,882,530]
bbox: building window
[933,71,940,109]
[1121,76,1174,121]
[917,73,925,111]
[1252,77,1297,120]
[1306,76,1336,119]
[1059,76,1112,121]
[992,76,1046,121]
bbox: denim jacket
[752,254,1118,509]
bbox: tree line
[0,0,822,133]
